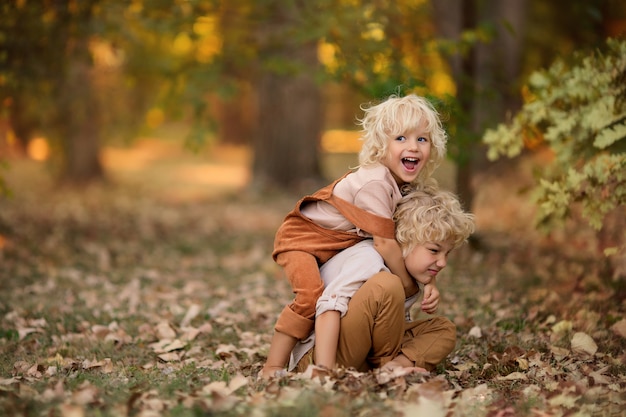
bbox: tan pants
[296,271,456,372]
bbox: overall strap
[327,194,396,240]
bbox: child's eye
[418,136,428,142]
[395,136,407,142]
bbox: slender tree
[431,0,528,211]
[250,0,325,191]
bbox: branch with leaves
[483,38,626,234]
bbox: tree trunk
[214,84,256,146]
[431,0,527,210]
[215,3,257,146]
[431,0,476,210]
[58,46,104,183]
[252,3,323,192]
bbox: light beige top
[300,164,402,237]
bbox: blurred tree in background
[431,0,528,210]
[1,0,107,182]
[249,0,325,190]
[0,0,216,182]
[1,0,624,200]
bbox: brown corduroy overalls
[272,173,396,340]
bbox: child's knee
[430,317,457,352]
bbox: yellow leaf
[551,320,573,335]
[172,32,193,56]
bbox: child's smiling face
[382,122,431,186]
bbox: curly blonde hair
[357,94,447,185]
[393,179,475,258]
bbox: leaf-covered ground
[1,145,625,416]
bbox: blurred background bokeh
[1,0,625,281]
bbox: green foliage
[484,38,626,231]
[316,0,432,99]
[0,1,221,158]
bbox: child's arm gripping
[373,235,419,298]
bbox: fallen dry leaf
[90,325,110,339]
[149,339,186,354]
[155,322,177,339]
[18,327,42,341]
[588,365,612,385]
[395,395,447,417]
[157,352,181,362]
[71,382,100,405]
[203,373,250,396]
[610,319,626,338]
[571,332,598,357]
[497,372,527,381]
[0,377,20,387]
[180,304,202,327]
[468,326,482,338]
[59,404,85,417]
[215,344,238,359]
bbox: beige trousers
[297,271,457,372]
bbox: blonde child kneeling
[290,180,475,373]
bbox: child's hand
[381,354,428,373]
[420,283,440,314]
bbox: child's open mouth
[402,157,418,171]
